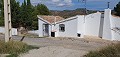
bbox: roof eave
[37,15,51,24]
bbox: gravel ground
[0,34,117,57]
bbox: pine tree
[37,4,50,15]
[26,0,33,29]
[20,0,28,28]
[10,0,20,28]
[19,0,33,29]
[114,2,120,16]
[0,0,50,29]
[27,0,31,6]
[31,4,50,30]
[0,0,4,26]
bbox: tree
[26,0,33,29]
[0,0,4,26]
[19,0,34,29]
[114,2,120,16]
[0,0,50,30]
[20,0,28,28]
[10,0,20,28]
[31,4,50,30]
[36,4,50,15]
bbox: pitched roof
[37,15,64,23]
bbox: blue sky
[18,0,120,11]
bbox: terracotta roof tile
[38,15,64,23]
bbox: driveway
[0,35,115,57]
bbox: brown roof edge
[37,15,64,23]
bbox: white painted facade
[38,12,101,38]
[55,17,78,37]
[85,12,101,36]
[0,27,18,35]
[38,9,120,41]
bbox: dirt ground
[0,34,118,57]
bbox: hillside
[50,8,97,18]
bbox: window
[59,24,65,32]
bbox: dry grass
[0,40,39,57]
[84,42,120,57]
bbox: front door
[43,24,49,37]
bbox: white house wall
[38,19,46,37]
[49,25,52,37]
[77,15,85,38]
[55,18,78,37]
[85,12,101,37]
[51,25,59,37]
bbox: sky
[18,0,120,11]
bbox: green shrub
[0,40,39,57]
[84,43,120,57]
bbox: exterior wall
[0,27,5,34]
[38,19,45,37]
[0,27,17,35]
[38,19,44,37]
[103,9,113,40]
[55,18,78,37]
[77,15,85,38]
[38,9,120,41]
[51,25,59,37]
[49,25,52,37]
[99,13,104,38]
[111,16,120,41]
[28,30,39,35]
[85,12,101,37]
[12,28,18,35]
[38,19,51,37]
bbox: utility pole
[4,0,12,42]
[83,0,87,23]
[108,2,110,9]
[78,0,87,22]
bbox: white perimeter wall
[85,12,101,37]
[28,30,39,35]
[111,16,120,41]
[103,9,113,40]
[55,18,78,37]
[0,27,17,35]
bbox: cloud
[30,0,73,7]
[58,3,65,6]
[52,0,73,7]
[52,0,60,3]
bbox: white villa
[37,9,120,41]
